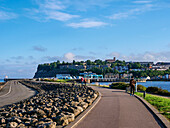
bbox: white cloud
[0,10,17,20]
[26,0,79,22]
[107,51,170,62]
[67,20,107,28]
[107,52,121,58]
[64,53,75,61]
[44,52,96,62]
[45,10,79,21]
[0,64,36,79]
[167,43,170,48]
[11,56,24,60]
[32,45,47,52]
[133,1,152,4]
[109,4,153,20]
[36,0,66,10]
[71,47,84,51]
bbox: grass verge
[135,92,170,121]
[42,79,74,83]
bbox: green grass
[135,92,170,121]
[42,79,74,83]
[110,82,129,90]
[90,84,109,88]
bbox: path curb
[134,94,169,128]
[66,91,102,128]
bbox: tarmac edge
[66,91,102,128]
[134,94,169,128]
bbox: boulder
[74,106,83,116]
[78,102,89,110]
[7,122,18,128]
[53,113,68,126]
[65,112,75,123]
[17,123,26,128]
[0,117,6,124]
[37,110,46,118]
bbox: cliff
[34,69,79,78]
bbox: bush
[137,84,146,91]
[146,87,159,93]
[110,82,129,90]
[146,87,170,96]
[0,82,4,85]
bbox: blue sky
[0,0,170,78]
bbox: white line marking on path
[0,84,12,97]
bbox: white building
[113,66,129,72]
[56,74,72,79]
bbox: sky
[0,0,170,78]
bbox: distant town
[34,57,170,81]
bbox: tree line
[36,59,170,77]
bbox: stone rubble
[0,80,98,127]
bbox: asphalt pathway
[0,81,36,107]
[75,86,162,128]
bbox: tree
[62,61,65,65]
[86,60,92,65]
[56,60,60,65]
[73,60,76,65]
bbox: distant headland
[34,57,170,81]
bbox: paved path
[0,81,37,107]
[75,86,162,128]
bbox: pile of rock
[0,80,98,127]
[0,82,6,91]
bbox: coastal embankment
[0,80,98,127]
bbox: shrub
[146,87,170,96]
[146,87,159,93]
[110,82,129,90]
[0,82,4,85]
[137,84,146,91]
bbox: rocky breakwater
[0,82,6,91]
[0,80,98,127]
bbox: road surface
[0,81,37,107]
[75,86,163,128]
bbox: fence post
[143,91,146,98]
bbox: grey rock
[65,112,75,123]
[17,123,26,128]
[0,117,6,124]
[7,122,18,128]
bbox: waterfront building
[151,66,168,71]
[86,65,100,70]
[141,76,151,80]
[113,66,129,72]
[130,69,144,71]
[59,65,86,70]
[56,74,72,79]
[105,57,116,63]
[80,72,103,79]
[126,62,154,66]
[120,73,133,79]
[104,73,119,79]
[100,64,111,69]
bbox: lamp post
[135,82,137,92]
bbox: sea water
[0,79,4,82]
[92,81,170,92]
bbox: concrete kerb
[134,94,170,128]
[66,91,102,128]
